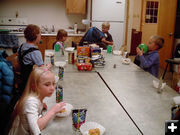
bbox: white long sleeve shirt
[9,96,43,135]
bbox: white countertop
[42,32,85,37]
[13,32,85,37]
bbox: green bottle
[138,43,148,54]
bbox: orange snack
[89,128,100,135]
[59,108,66,113]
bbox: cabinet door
[47,36,56,49]
[37,36,47,61]
[66,0,86,14]
[64,36,82,47]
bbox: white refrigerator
[91,0,126,50]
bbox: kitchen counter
[15,32,85,46]
[13,32,85,37]
[42,32,85,37]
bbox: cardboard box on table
[77,46,90,57]
[76,46,92,71]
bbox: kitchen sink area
[41,28,85,37]
[0,17,85,46]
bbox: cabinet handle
[168,32,174,36]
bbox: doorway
[141,0,177,69]
[141,0,159,44]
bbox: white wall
[126,0,142,52]
[0,0,86,31]
[126,0,134,52]
[132,0,142,31]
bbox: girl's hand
[46,63,52,70]
[136,47,143,56]
[51,102,66,114]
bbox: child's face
[147,38,158,51]
[102,26,109,33]
[35,32,41,45]
[62,36,67,42]
[37,71,55,99]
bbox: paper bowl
[153,80,166,89]
[45,50,54,57]
[55,61,66,67]
[65,47,75,52]
[113,50,122,55]
[122,58,131,65]
[173,96,180,105]
[80,121,105,135]
[56,103,73,117]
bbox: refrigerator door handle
[116,1,122,4]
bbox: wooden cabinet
[47,36,56,49]
[65,36,82,47]
[40,35,82,50]
[37,36,47,61]
[66,0,86,14]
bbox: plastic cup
[107,45,112,53]
[138,43,148,54]
[72,109,87,131]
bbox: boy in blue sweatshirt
[135,35,164,77]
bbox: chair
[161,43,180,81]
[0,92,20,135]
[162,59,180,80]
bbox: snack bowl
[80,121,105,135]
[113,50,122,55]
[55,61,66,67]
[173,96,180,105]
[122,58,131,65]
[65,47,75,52]
[45,50,54,57]
[153,80,166,89]
[56,103,73,117]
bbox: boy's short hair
[56,29,68,41]
[151,35,164,49]
[102,22,110,28]
[24,24,40,42]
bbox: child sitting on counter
[53,29,68,54]
[134,35,164,78]
[79,22,113,49]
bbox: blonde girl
[9,67,65,135]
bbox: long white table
[97,71,179,135]
[95,52,179,135]
[42,72,141,135]
[43,50,179,135]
